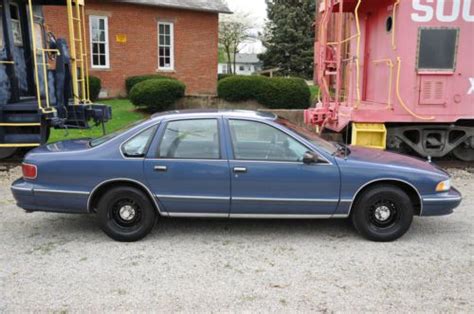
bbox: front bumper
[421,187,462,216]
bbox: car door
[144,118,231,217]
[226,118,340,217]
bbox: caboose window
[417,28,459,72]
[89,15,109,69]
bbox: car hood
[29,139,92,155]
[343,146,448,177]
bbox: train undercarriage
[386,123,474,162]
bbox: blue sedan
[11,110,462,242]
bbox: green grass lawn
[309,85,320,103]
[49,99,146,143]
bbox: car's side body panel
[228,160,341,216]
[10,111,462,219]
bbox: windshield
[89,120,145,147]
[277,118,338,154]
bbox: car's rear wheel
[351,184,414,242]
[97,186,157,242]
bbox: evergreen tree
[260,0,316,79]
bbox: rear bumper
[11,178,35,211]
[11,178,90,214]
[421,188,462,216]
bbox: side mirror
[303,151,319,164]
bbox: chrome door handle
[154,165,168,172]
[233,167,247,173]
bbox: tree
[219,13,252,74]
[260,0,316,79]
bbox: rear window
[417,28,459,71]
[90,120,145,147]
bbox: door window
[10,4,22,47]
[158,119,220,159]
[229,120,308,162]
[0,6,3,49]
[122,125,158,158]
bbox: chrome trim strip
[168,212,229,218]
[156,194,230,201]
[34,189,90,196]
[230,214,333,219]
[146,158,228,162]
[339,199,352,203]
[332,214,350,218]
[11,186,33,192]
[229,159,307,165]
[422,197,462,202]
[232,197,339,203]
[347,178,424,216]
[87,178,165,215]
[166,213,348,219]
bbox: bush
[88,76,101,101]
[129,79,186,112]
[218,76,311,109]
[217,76,268,102]
[125,74,176,95]
[218,74,235,81]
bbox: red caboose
[305,0,474,161]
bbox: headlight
[436,179,451,192]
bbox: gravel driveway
[1,166,473,312]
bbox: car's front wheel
[97,186,157,242]
[351,184,414,242]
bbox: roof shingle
[112,0,232,14]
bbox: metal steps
[0,104,43,148]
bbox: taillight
[22,163,37,180]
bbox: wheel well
[88,180,161,215]
[351,180,422,216]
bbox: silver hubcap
[374,205,391,222]
[119,205,136,221]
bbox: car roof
[151,109,278,121]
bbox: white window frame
[157,21,175,71]
[89,15,110,69]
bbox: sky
[225,0,267,28]
[223,0,268,54]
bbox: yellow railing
[373,59,394,110]
[395,57,435,120]
[392,0,400,50]
[27,0,90,113]
[67,0,91,105]
[27,0,58,114]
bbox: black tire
[97,186,157,242]
[351,184,414,242]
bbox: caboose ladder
[66,0,91,105]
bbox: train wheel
[0,148,18,160]
[453,144,474,162]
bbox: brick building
[44,0,231,97]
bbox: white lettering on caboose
[468,78,474,95]
[412,0,474,22]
